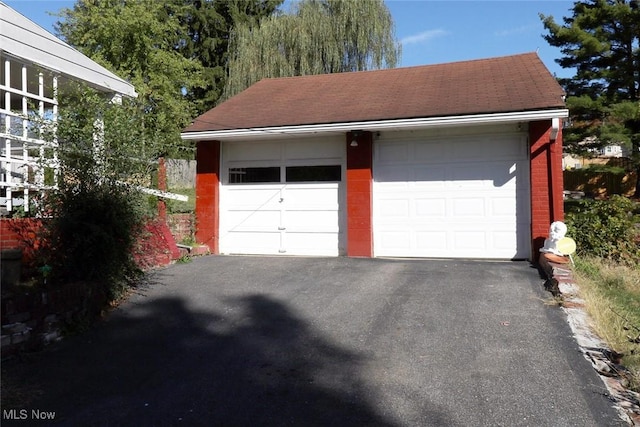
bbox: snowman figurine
[540,221,567,256]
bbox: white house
[598,144,627,158]
[0,1,137,214]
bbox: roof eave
[1,3,138,98]
[181,109,569,141]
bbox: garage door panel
[220,139,345,256]
[413,178,446,190]
[446,162,520,188]
[379,227,520,258]
[225,141,281,162]
[221,232,282,255]
[492,136,529,159]
[378,196,520,223]
[452,198,486,216]
[286,184,339,204]
[416,231,448,250]
[377,165,448,184]
[414,141,446,161]
[491,197,518,216]
[448,165,500,186]
[415,198,446,217]
[447,168,489,186]
[379,162,521,189]
[286,210,339,230]
[374,132,530,259]
[414,166,447,183]
[224,209,281,229]
[511,163,528,184]
[285,232,340,256]
[224,187,282,208]
[451,136,524,161]
[378,143,409,163]
[379,231,412,249]
[378,199,410,218]
[374,166,410,183]
[451,140,489,161]
[284,139,343,160]
[454,231,487,249]
[375,181,411,191]
[493,231,519,249]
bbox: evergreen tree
[223,0,400,100]
[541,0,640,195]
[174,0,283,114]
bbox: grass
[572,255,640,390]
[166,187,195,214]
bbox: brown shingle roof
[184,53,565,133]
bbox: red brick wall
[529,120,564,259]
[346,131,373,257]
[0,218,42,262]
[167,213,194,244]
[195,140,220,253]
[1,217,178,270]
[134,219,180,269]
[1,219,23,250]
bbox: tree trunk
[634,162,640,199]
[632,122,640,198]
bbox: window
[227,165,342,184]
[228,167,280,184]
[286,165,341,182]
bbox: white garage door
[220,138,345,256]
[373,129,530,259]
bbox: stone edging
[539,254,640,425]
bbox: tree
[223,0,401,99]
[540,0,640,195]
[174,0,283,114]
[55,0,283,147]
[33,83,164,299]
[56,0,206,158]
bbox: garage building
[181,53,568,260]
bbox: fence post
[157,157,167,221]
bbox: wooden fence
[563,170,637,198]
[166,159,196,188]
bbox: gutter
[181,109,569,141]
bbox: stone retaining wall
[0,217,181,359]
[1,281,109,358]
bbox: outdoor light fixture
[350,130,363,147]
[550,117,560,142]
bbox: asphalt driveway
[2,256,625,426]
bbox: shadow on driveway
[3,281,442,426]
[2,256,624,426]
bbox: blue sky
[5,0,575,78]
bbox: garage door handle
[278,226,286,230]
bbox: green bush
[29,84,165,303]
[40,184,145,299]
[565,195,640,265]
